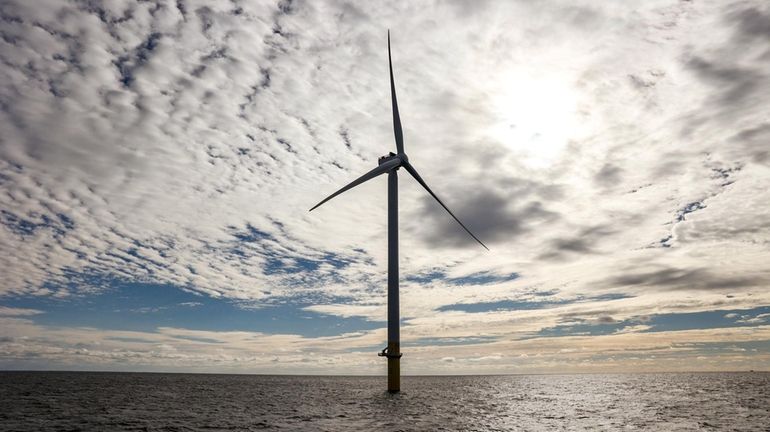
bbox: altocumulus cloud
[0,0,769,373]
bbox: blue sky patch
[448,271,520,285]
[406,271,519,285]
[402,336,499,347]
[438,293,633,313]
[225,223,361,279]
[0,280,381,338]
[438,299,556,313]
[534,306,770,338]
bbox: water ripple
[1,372,768,431]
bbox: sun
[489,73,582,168]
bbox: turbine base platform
[378,346,403,359]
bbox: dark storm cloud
[595,315,616,324]
[415,181,559,249]
[728,6,770,42]
[549,305,628,329]
[593,163,623,187]
[606,267,765,292]
[537,224,616,261]
[685,56,762,106]
[551,237,593,254]
[730,123,770,164]
[680,3,769,165]
[409,137,564,249]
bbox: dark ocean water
[1,372,768,431]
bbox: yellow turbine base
[387,341,400,393]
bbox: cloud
[686,56,763,106]
[614,325,653,334]
[415,178,560,249]
[0,306,42,317]
[728,312,770,325]
[594,163,623,187]
[679,3,769,166]
[730,124,770,164]
[606,267,766,292]
[537,224,616,261]
[728,6,770,43]
[0,0,769,373]
[2,315,769,374]
[179,301,202,307]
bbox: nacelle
[378,152,401,166]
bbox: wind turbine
[309,31,488,393]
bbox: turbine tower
[310,31,488,393]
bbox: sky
[0,0,769,375]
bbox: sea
[1,372,768,431]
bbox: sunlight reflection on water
[1,372,768,431]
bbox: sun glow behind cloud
[489,73,583,168]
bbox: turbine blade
[388,30,404,155]
[403,161,489,250]
[309,158,401,212]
